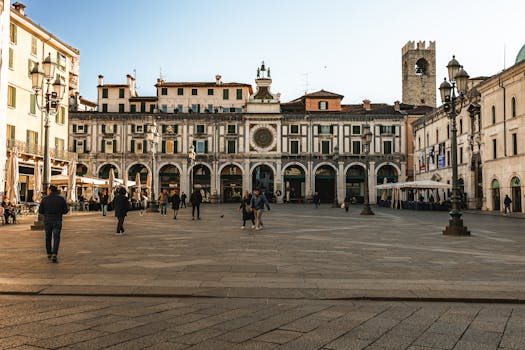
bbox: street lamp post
[332,145,339,207]
[361,124,374,215]
[146,120,160,212]
[30,53,66,230]
[439,55,470,236]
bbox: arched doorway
[192,164,211,202]
[159,165,180,192]
[511,177,522,212]
[284,165,305,203]
[98,164,118,179]
[128,164,148,183]
[221,165,242,203]
[376,164,398,184]
[492,179,500,211]
[76,163,88,176]
[346,165,365,203]
[315,165,336,203]
[252,164,274,199]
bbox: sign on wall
[438,143,446,168]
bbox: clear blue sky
[21,0,525,104]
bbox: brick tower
[402,41,436,107]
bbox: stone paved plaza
[1,204,525,349]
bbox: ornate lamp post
[146,120,160,212]
[361,124,374,215]
[30,53,65,230]
[439,55,470,236]
[332,145,339,207]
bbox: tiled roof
[302,90,344,98]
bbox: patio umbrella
[67,161,77,203]
[32,160,42,202]
[135,172,141,201]
[108,168,115,202]
[5,148,19,205]
[146,172,152,199]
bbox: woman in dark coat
[113,187,130,235]
[238,190,255,229]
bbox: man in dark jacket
[169,189,181,219]
[180,192,187,208]
[190,188,202,220]
[113,187,130,235]
[504,194,512,215]
[100,189,109,216]
[250,188,270,230]
[313,192,320,208]
[38,185,69,263]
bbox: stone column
[400,162,407,182]
[307,160,314,197]
[243,159,251,193]
[181,161,189,196]
[369,161,376,204]
[337,161,345,204]
[275,159,283,203]
[213,160,219,201]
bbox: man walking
[38,185,69,263]
[504,194,512,215]
[190,188,202,220]
[180,192,187,208]
[100,189,109,216]
[250,188,270,230]
[170,189,181,219]
[313,191,320,208]
[114,187,129,235]
[158,188,169,216]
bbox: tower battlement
[402,41,436,55]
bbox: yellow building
[3,2,79,201]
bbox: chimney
[394,100,400,111]
[126,74,134,86]
[363,99,371,111]
[215,74,222,85]
[12,2,26,15]
[98,75,104,86]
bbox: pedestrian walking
[158,188,169,216]
[344,194,350,212]
[139,193,148,216]
[38,185,69,263]
[504,194,512,215]
[180,192,187,208]
[313,191,320,208]
[100,189,109,216]
[250,188,270,230]
[190,188,202,220]
[238,190,255,229]
[113,187,130,235]
[170,189,181,219]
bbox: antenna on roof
[133,68,140,91]
[302,72,309,95]
[159,68,165,81]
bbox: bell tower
[402,41,436,107]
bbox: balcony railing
[7,139,78,162]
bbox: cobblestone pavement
[0,295,524,350]
[1,204,525,300]
[2,205,525,349]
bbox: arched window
[511,97,517,117]
[415,58,429,76]
[436,129,439,143]
[492,105,496,124]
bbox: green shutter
[73,124,77,133]
[101,140,106,153]
[162,125,167,133]
[161,140,166,153]
[113,124,117,133]
[174,125,178,134]
[330,125,334,134]
[131,124,135,133]
[8,48,13,68]
[113,140,117,153]
[143,140,148,153]
[174,140,178,153]
[12,87,16,108]
[144,124,148,133]
[131,140,135,153]
[73,141,77,153]
[102,125,106,133]
[55,138,59,150]
[204,140,209,153]
[30,94,36,114]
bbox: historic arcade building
[69,61,430,204]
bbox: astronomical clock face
[250,124,277,152]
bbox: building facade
[477,54,525,213]
[4,2,79,201]
[0,0,10,193]
[70,63,428,204]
